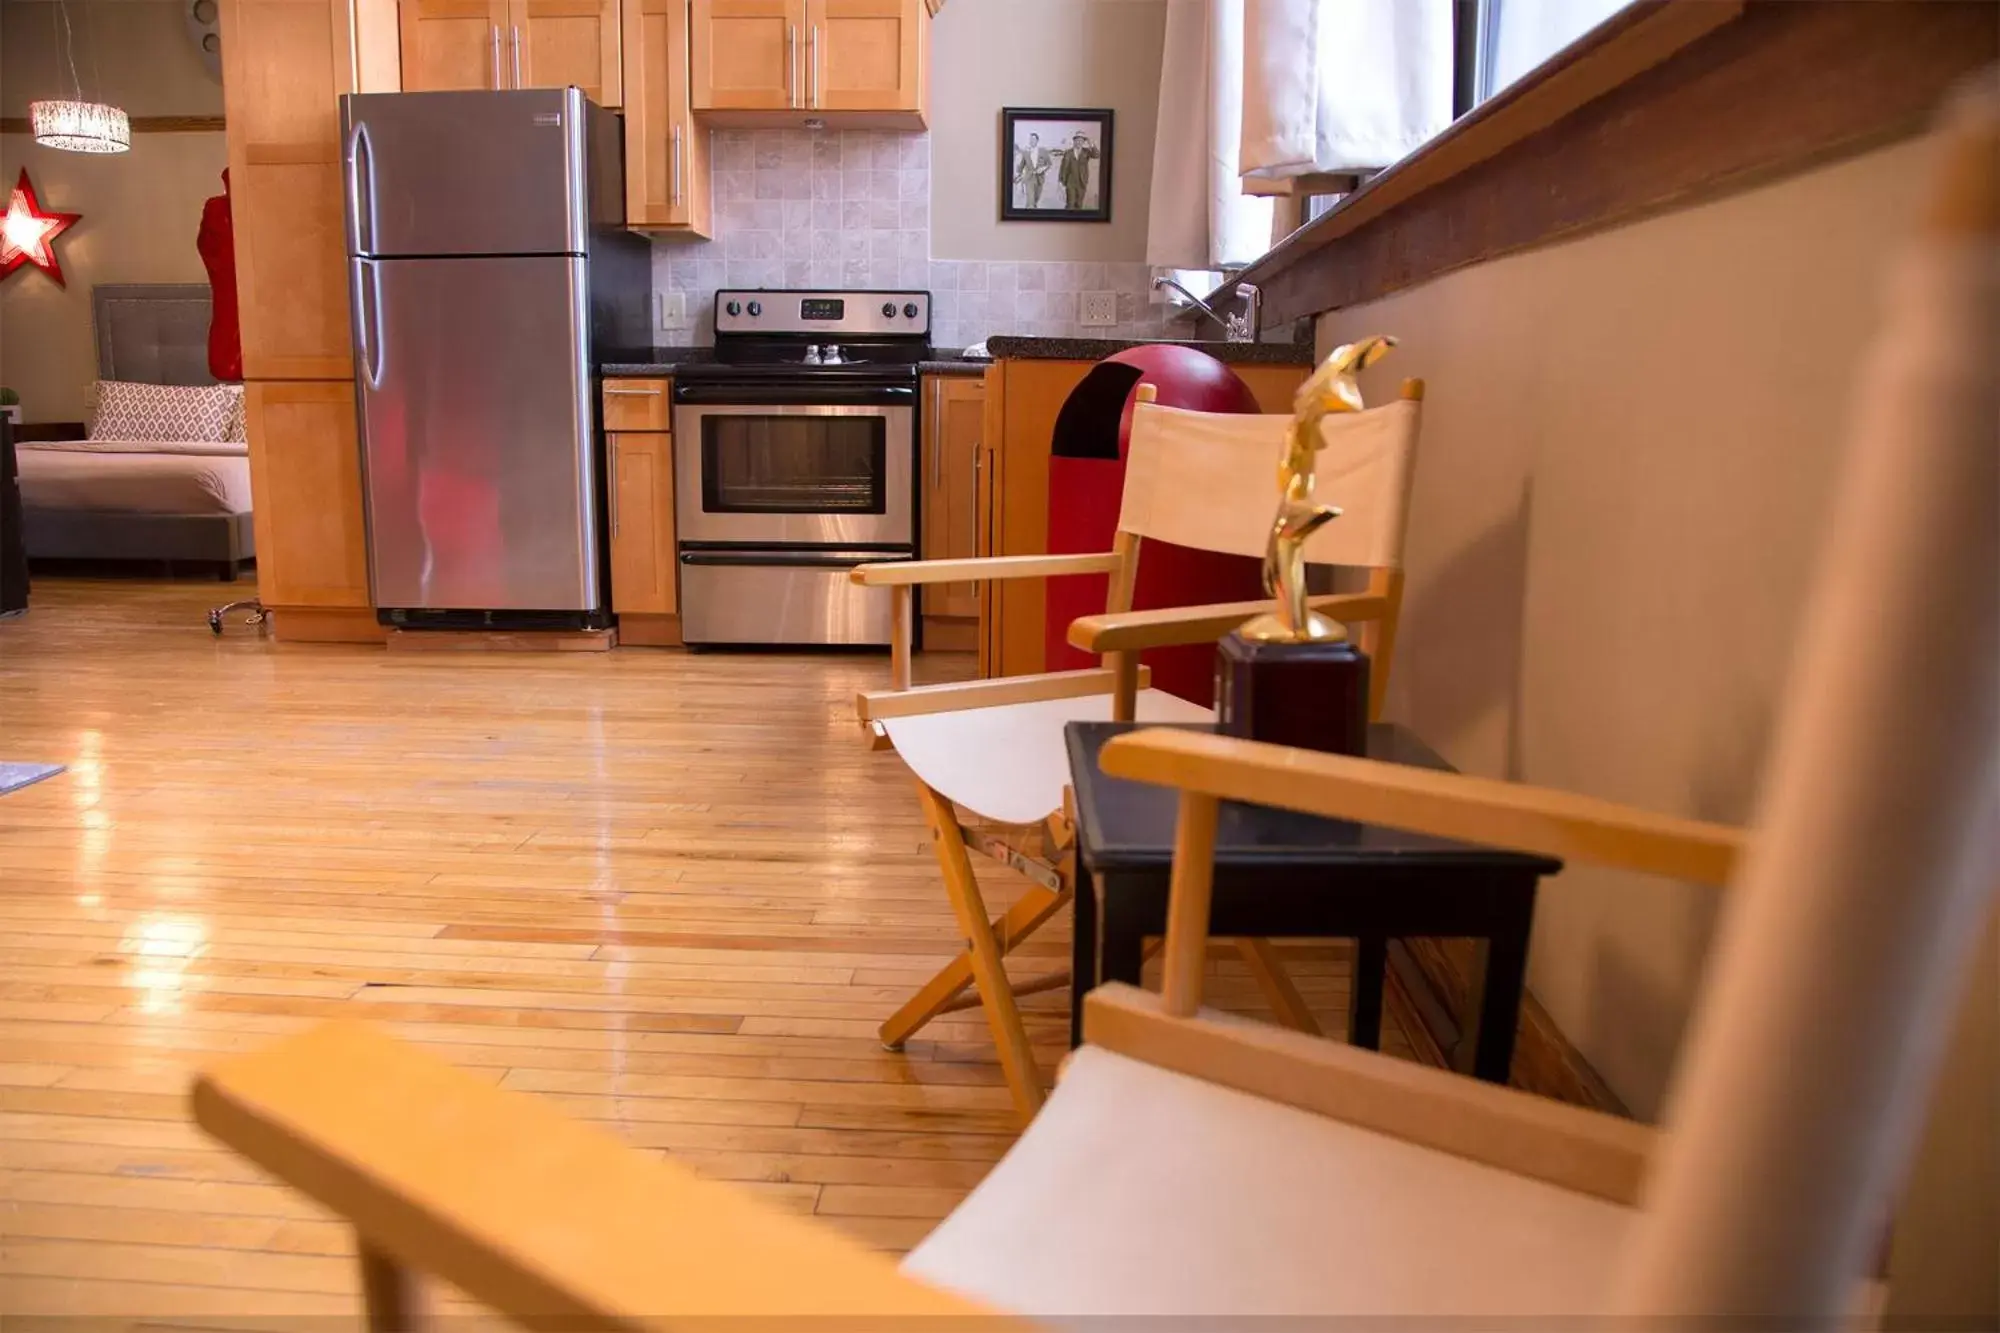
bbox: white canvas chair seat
[882,689,1215,827]
[905,1045,1634,1318]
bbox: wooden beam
[1241,0,1997,324]
[1,115,226,135]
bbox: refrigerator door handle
[344,122,375,256]
[510,25,523,88]
[355,260,387,391]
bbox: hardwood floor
[0,577,1403,1322]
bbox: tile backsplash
[648,129,1170,349]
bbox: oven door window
[701,414,887,514]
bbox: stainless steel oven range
[672,288,929,646]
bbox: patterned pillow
[88,380,245,443]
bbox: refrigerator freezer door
[343,89,587,259]
[355,254,599,611]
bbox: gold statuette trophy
[1215,335,1397,756]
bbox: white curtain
[1145,0,1273,273]
[1240,0,1454,178]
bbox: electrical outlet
[1080,291,1118,327]
[656,290,689,331]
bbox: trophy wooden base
[1215,631,1370,757]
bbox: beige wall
[1317,136,1939,1118]
[0,0,223,422]
[928,0,1165,262]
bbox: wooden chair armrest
[1068,592,1390,654]
[858,665,1148,722]
[852,552,1123,586]
[191,1022,1001,1325]
[1099,729,1744,886]
[1085,984,1655,1205]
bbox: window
[1475,0,1638,102]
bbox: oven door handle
[671,383,917,407]
[678,550,913,569]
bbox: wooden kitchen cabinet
[814,0,923,115]
[691,0,925,124]
[608,433,677,616]
[244,381,374,610]
[920,373,984,648]
[221,0,398,382]
[402,0,621,105]
[603,381,681,645]
[689,0,796,110]
[981,357,1310,678]
[623,0,711,235]
[398,0,510,90]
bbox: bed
[17,284,256,580]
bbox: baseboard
[266,607,389,644]
[616,614,683,647]
[386,627,617,652]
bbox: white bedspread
[23,437,248,458]
[17,446,253,515]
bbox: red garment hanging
[198,169,243,383]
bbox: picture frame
[1000,107,1114,223]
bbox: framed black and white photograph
[1000,107,1113,222]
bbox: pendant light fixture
[29,1,130,155]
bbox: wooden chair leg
[914,781,1046,1122]
[359,1239,420,1332]
[1237,938,1323,1036]
[878,881,1071,1049]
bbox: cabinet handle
[490,25,502,88]
[785,25,797,107]
[928,380,941,492]
[510,25,523,87]
[609,438,620,537]
[809,23,820,108]
[604,385,662,396]
[969,438,982,555]
[671,123,684,206]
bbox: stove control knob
[881,302,897,318]
[724,300,742,317]
[746,300,763,317]
[903,302,920,319]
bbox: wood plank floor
[0,577,1408,1323]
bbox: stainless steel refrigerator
[341,88,648,629]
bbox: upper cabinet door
[808,0,922,115]
[221,0,377,380]
[512,0,622,106]
[400,0,512,91]
[624,0,711,233]
[691,0,802,111]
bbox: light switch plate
[1080,291,1117,327]
[657,290,689,331]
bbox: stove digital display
[799,298,845,321]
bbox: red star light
[2,169,81,287]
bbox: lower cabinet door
[608,431,676,614]
[244,380,372,608]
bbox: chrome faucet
[1151,275,1262,342]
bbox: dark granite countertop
[982,335,1313,365]
[919,353,990,375]
[601,348,712,376]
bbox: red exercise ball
[1043,344,1267,705]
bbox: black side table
[1065,721,1562,1084]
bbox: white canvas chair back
[1611,74,1998,1318]
[1117,395,1422,570]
